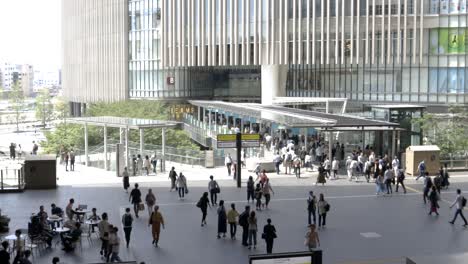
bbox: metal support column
[325,101,330,114]
[119,128,124,144]
[104,125,108,170]
[214,111,218,133]
[304,128,308,150]
[397,131,401,156]
[391,128,396,159]
[139,128,144,156]
[208,109,212,134]
[362,127,365,151]
[161,128,166,172]
[328,130,333,160]
[84,123,89,166]
[198,106,201,121]
[125,126,129,167]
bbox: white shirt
[392,159,400,168]
[358,155,364,163]
[305,155,312,163]
[315,146,322,156]
[225,156,232,165]
[451,194,463,210]
[369,154,375,163]
[332,160,339,170]
[323,160,330,169]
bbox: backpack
[123,214,133,227]
[196,198,202,208]
[462,196,467,207]
[419,163,426,171]
[324,203,330,212]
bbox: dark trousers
[275,162,280,174]
[100,238,108,255]
[423,188,429,204]
[294,167,301,178]
[241,225,249,245]
[201,209,207,223]
[229,223,237,238]
[226,163,232,176]
[210,190,218,205]
[152,161,157,172]
[385,180,393,194]
[247,190,254,202]
[133,203,139,217]
[65,161,69,171]
[70,161,75,171]
[123,227,132,247]
[308,209,316,225]
[396,180,406,193]
[319,213,327,227]
[451,209,468,225]
[265,238,274,254]
[178,187,185,198]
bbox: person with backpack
[284,151,293,174]
[449,189,468,226]
[428,186,440,216]
[323,157,331,179]
[395,169,407,194]
[307,191,317,225]
[227,203,239,240]
[239,206,250,247]
[121,208,133,248]
[122,167,130,193]
[247,176,255,203]
[168,167,178,192]
[208,176,220,206]
[434,173,442,194]
[145,189,156,217]
[317,193,329,228]
[197,192,211,227]
[423,173,432,204]
[416,160,426,180]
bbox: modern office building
[62,0,468,112]
[0,62,34,96]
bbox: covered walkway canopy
[67,116,179,171]
[188,100,403,159]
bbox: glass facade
[286,0,468,105]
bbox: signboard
[167,77,175,85]
[217,134,260,149]
[169,104,195,120]
[249,251,322,264]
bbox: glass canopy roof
[67,116,179,129]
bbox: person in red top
[256,170,269,187]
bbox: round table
[47,217,63,222]
[54,227,70,233]
[85,220,101,225]
[4,234,26,241]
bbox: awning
[67,116,179,129]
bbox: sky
[0,0,61,70]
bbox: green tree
[54,97,69,122]
[8,82,26,132]
[35,89,54,126]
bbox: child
[254,184,263,211]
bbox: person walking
[129,183,142,218]
[149,206,165,247]
[273,152,282,174]
[247,211,258,250]
[227,203,239,240]
[145,189,156,217]
[122,167,130,193]
[247,176,255,203]
[208,176,220,206]
[168,167,177,192]
[0,241,10,264]
[376,172,385,195]
[305,224,320,251]
[423,174,432,204]
[384,167,394,195]
[176,172,188,200]
[262,179,274,209]
[307,191,317,225]
[217,200,227,239]
[262,218,277,254]
[239,206,250,246]
[98,213,110,258]
[345,156,353,181]
[254,183,263,211]
[197,192,211,226]
[64,152,69,171]
[395,169,407,193]
[136,154,143,175]
[331,157,339,179]
[143,155,151,176]
[323,157,331,179]
[293,156,301,178]
[416,160,426,180]
[434,173,442,194]
[121,208,133,248]
[109,227,122,262]
[428,186,440,216]
[151,154,158,174]
[449,189,468,226]
[364,159,372,183]
[225,153,233,176]
[316,165,327,186]
[69,150,75,171]
[9,143,16,160]
[317,194,329,228]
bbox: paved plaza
[2,164,468,263]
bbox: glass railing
[0,159,25,192]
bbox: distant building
[0,62,34,97]
[33,69,61,92]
